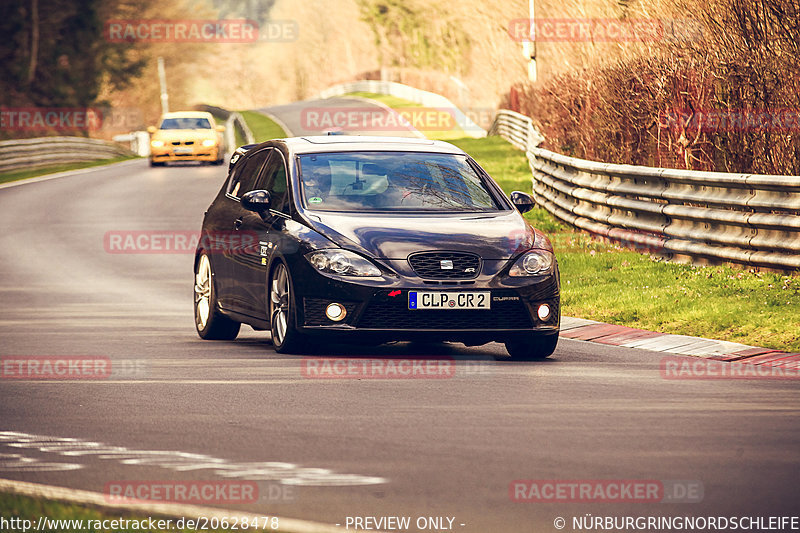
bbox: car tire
[150,159,165,167]
[269,262,307,354]
[194,252,241,340]
[505,332,559,361]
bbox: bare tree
[26,0,37,85]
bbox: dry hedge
[510,0,800,175]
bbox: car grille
[357,297,532,330]
[171,141,195,146]
[408,252,481,280]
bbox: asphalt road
[0,105,799,532]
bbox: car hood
[153,129,216,141]
[302,210,543,260]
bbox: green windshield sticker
[309,197,323,204]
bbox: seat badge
[440,260,454,270]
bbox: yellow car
[148,111,226,166]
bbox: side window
[227,148,271,198]
[259,151,290,214]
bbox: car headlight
[151,140,164,147]
[509,250,554,276]
[202,139,216,147]
[305,249,381,277]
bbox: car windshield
[159,117,212,130]
[297,151,502,212]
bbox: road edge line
[0,478,361,533]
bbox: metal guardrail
[489,110,800,270]
[194,105,255,151]
[113,131,151,157]
[228,112,255,148]
[0,137,134,173]
[487,109,544,151]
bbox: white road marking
[0,431,387,486]
[0,453,83,471]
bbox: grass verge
[344,91,419,110]
[232,124,246,148]
[0,156,138,186]
[446,136,800,352]
[238,111,286,143]
[0,492,231,533]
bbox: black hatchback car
[193,136,560,359]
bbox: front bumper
[292,265,560,344]
[151,146,219,162]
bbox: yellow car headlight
[202,139,216,147]
[151,140,164,148]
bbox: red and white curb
[560,317,800,368]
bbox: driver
[304,165,331,205]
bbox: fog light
[537,304,551,321]
[325,303,346,321]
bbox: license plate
[408,291,490,310]
[174,148,193,155]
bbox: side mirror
[510,191,535,214]
[147,126,157,134]
[216,125,226,132]
[240,189,271,214]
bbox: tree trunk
[27,0,38,85]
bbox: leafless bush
[512,0,800,175]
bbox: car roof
[227,136,470,174]
[279,136,466,156]
[160,111,215,119]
